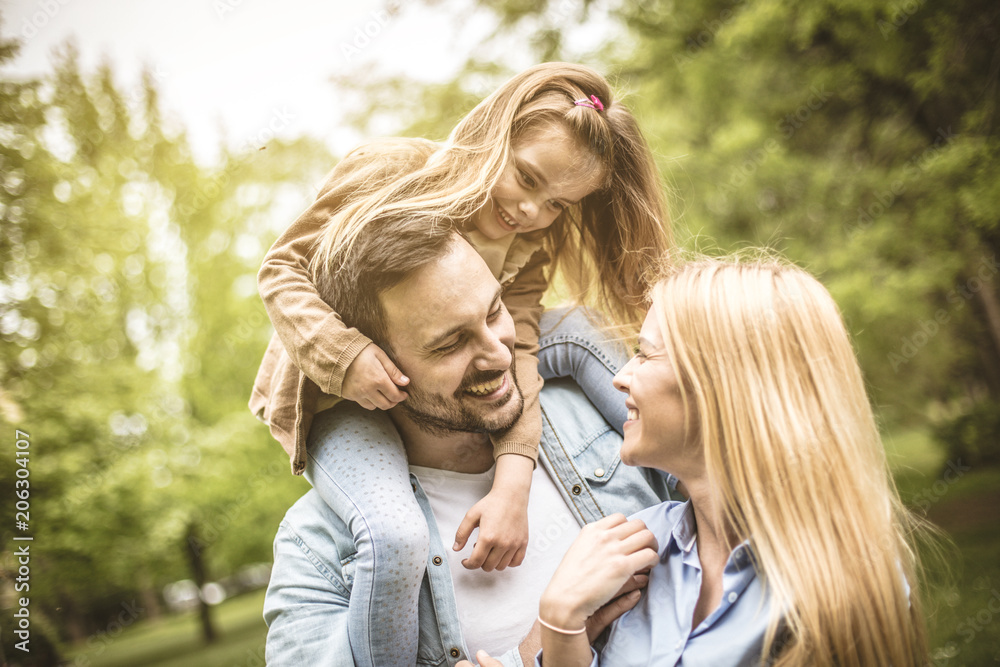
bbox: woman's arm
[537,514,658,667]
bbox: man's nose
[474,323,514,371]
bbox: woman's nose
[612,358,635,393]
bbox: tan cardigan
[249,139,548,474]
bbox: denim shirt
[263,378,673,666]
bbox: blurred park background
[0,0,998,665]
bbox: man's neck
[388,408,496,473]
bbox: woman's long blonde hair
[313,62,672,333]
[651,257,928,666]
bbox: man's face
[380,236,523,435]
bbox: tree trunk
[185,522,217,644]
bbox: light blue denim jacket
[263,378,673,666]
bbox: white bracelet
[537,616,587,635]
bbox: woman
[465,257,929,666]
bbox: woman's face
[471,122,604,240]
[613,303,694,472]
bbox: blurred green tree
[334,0,1000,465]
[0,32,327,658]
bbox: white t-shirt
[409,463,582,657]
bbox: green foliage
[0,31,323,653]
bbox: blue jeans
[301,306,629,667]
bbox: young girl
[250,62,672,666]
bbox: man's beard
[399,363,524,437]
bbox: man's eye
[436,340,461,354]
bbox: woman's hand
[456,572,651,667]
[539,513,658,632]
[341,343,409,410]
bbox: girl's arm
[452,250,549,570]
[258,139,438,396]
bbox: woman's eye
[487,306,502,321]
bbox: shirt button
[571,484,582,495]
[594,467,605,478]
[433,556,443,566]
[728,591,738,603]
[449,647,461,658]
[675,639,684,650]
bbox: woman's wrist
[539,594,588,633]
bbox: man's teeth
[467,376,504,396]
[628,409,639,421]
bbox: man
[262,218,671,666]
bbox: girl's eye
[519,170,535,188]
[487,306,503,321]
[549,200,565,212]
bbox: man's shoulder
[538,378,673,516]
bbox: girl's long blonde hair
[651,257,928,666]
[314,62,672,333]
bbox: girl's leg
[305,403,428,667]
[537,307,631,436]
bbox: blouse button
[594,467,605,478]
[728,591,738,603]
[433,556,443,566]
[571,484,582,495]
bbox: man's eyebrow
[520,157,583,206]
[423,288,503,350]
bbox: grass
[62,429,1000,666]
[63,589,266,667]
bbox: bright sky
[1,0,507,163]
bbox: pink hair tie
[573,94,605,112]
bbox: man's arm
[263,520,355,667]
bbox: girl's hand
[454,453,533,571]
[454,485,529,571]
[341,343,409,410]
[539,514,658,632]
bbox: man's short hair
[312,213,465,352]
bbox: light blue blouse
[540,500,775,667]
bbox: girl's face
[472,122,605,240]
[612,303,695,473]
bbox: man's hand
[453,485,529,571]
[456,573,649,667]
[341,343,409,410]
